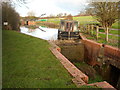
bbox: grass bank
[2,30,76,88]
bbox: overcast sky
[13,0,89,17]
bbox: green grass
[73,16,119,29]
[112,21,120,29]
[83,28,119,44]
[83,32,119,47]
[73,16,99,25]
[98,28,119,35]
[79,85,102,89]
[47,18,60,24]
[73,62,103,84]
[2,30,77,88]
[109,30,119,35]
[42,16,119,29]
[88,75,103,84]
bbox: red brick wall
[104,45,120,61]
[83,39,102,66]
[83,39,120,66]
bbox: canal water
[20,26,58,40]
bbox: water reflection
[20,26,58,40]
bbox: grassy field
[2,30,76,88]
[42,16,119,29]
[83,32,119,48]
[47,18,60,25]
[73,16,98,25]
[73,16,119,29]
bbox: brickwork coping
[72,78,86,87]
[79,33,87,40]
[104,45,120,61]
[87,81,116,89]
[49,47,88,83]
[48,41,61,52]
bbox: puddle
[20,26,58,40]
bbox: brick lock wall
[104,45,120,61]
[83,39,120,67]
[83,39,102,66]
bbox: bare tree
[8,0,29,8]
[88,2,119,28]
[57,13,63,18]
[64,13,67,16]
[27,11,35,16]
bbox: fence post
[89,25,91,34]
[81,25,83,32]
[88,25,90,34]
[106,27,109,42]
[82,25,84,33]
[96,26,99,40]
[86,25,88,33]
[91,25,94,36]
[85,25,87,33]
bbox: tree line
[2,1,20,31]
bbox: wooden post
[85,25,87,33]
[96,26,99,40]
[86,25,88,33]
[81,26,83,32]
[90,25,91,35]
[88,25,90,34]
[106,27,109,42]
[91,25,94,36]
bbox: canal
[20,26,58,40]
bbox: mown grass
[73,16,119,29]
[47,18,60,25]
[92,31,119,41]
[73,16,98,25]
[2,30,77,88]
[112,21,120,29]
